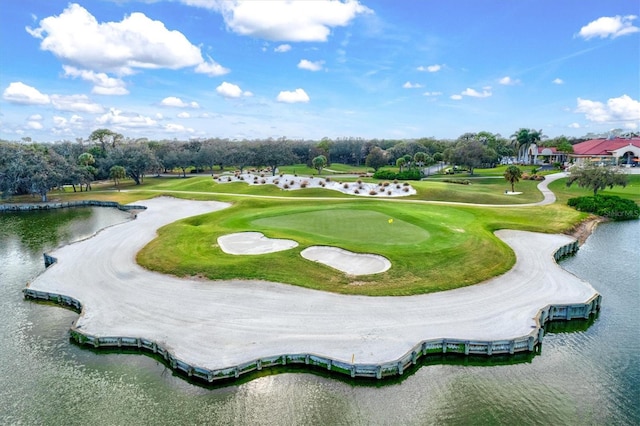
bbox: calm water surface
[0,208,638,425]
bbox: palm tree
[503,165,522,193]
[312,155,327,174]
[510,128,546,164]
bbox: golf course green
[11,167,628,296]
[137,195,584,295]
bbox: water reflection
[1,208,638,425]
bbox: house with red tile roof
[568,138,640,167]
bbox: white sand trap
[215,172,417,197]
[218,232,298,255]
[26,194,598,371]
[505,191,523,195]
[301,246,391,275]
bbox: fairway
[252,209,430,246]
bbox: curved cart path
[28,194,597,370]
[121,172,566,208]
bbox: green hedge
[567,195,640,221]
[373,169,423,180]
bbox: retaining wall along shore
[24,240,600,385]
[0,200,147,212]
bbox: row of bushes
[521,173,545,181]
[442,179,471,185]
[373,169,422,180]
[567,195,640,221]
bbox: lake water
[0,207,638,425]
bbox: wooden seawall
[24,239,600,384]
[0,200,147,212]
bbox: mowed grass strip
[137,197,582,296]
[548,174,640,205]
[111,174,546,205]
[411,178,543,204]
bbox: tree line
[0,128,589,201]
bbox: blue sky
[1,0,638,142]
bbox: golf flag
[388,218,393,224]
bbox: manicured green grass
[436,165,560,178]
[137,197,584,296]
[410,178,543,204]
[124,174,545,205]
[252,208,431,246]
[548,174,640,205]
[321,163,372,174]
[3,169,601,296]
[0,172,553,207]
[275,164,318,175]
[277,163,372,176]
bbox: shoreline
[25,197,600,383]
[567,216,607,246]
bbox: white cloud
[499,76,520,85]
[569,123,581,128]
[274,44,291,53]
[161,97,185,107]
[26,3,227,76]
[450,94,462,100]
[160,96,200,108]
[63,65,129,95]
[423,91,442,96]
[29,114,43,121]
[575,94,640,124]
[577,15,639,40]
[51,114,84,134]
[552,78,564,85]
[53,116,67,128]
[177,112,191,118]
[50,94,104,113]
[216,81,252,98]
[195,59,230,76]
[164,123,195,133]
[298,59,324,71]
[27,121,44,130]
[460,88,492,98]
[402,81,423,89]
[3,82,50,105]
[96,108,158,128]
[184,0,372,42]
[417,64,442,72]
[276,88,310,103]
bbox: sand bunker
[219,232,389,275]
[218,232,298,255]
[214,172,416,197]
[25,189,598,372]
[301,246,391,275]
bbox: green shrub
[373,169,422,180]
[567,195,640,221]
[442,179,470,185]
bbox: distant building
[568,138,640,167]
[518,143,566,165]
